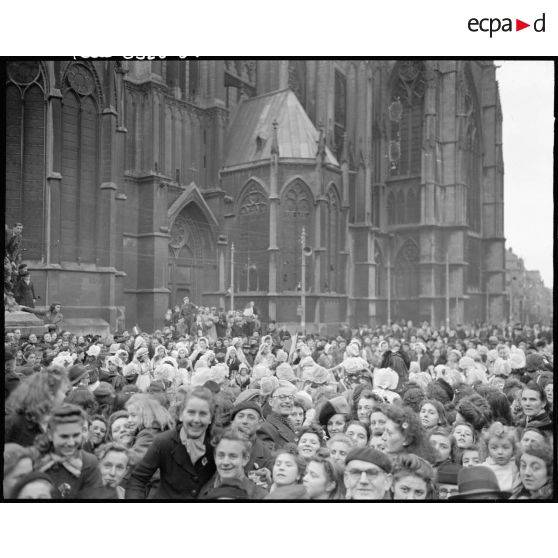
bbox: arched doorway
[168,203,216,308]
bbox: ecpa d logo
[468,13,545,37]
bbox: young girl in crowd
[428,427,457,469]
[34,404,104,498]
[482,421,521,493]
[391,453,436,500]
[302,455,344,500]
[460,444,483,468]
[345,421,369,448]
[266,447,307,499]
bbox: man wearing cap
[230,401,274,480]
[262,382,297,449]
[344,447,393,500]
[449,466,511,500]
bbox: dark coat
[126,427,216,500]
[5,412,42,447]
[245,436,274,473]
[263,412,296,448]
[14,279,35,307]
[39,450,105,499]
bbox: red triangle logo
[516,19,530,31]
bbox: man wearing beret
[230,401,274,489]
[230,401,274,473]
[344,447,393,500]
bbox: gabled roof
[223,88,338,169]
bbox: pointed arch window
[5,61,47,261]
[325,186,341,292]
[61,62,100,263]
[280,180,314,292]
[389,61,425,177]
[394,241,420,298]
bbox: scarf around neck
[180,427,207,465]
[38,451,83,477]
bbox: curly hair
[125,393,175,432]
[455,393,493,432]
[392,453,436,499]
[475,385,513,426]
[6,367,69,426]
[296,423,327,446]
[383,405,436,464]
[482,421,520,458]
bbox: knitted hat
[437,463,461,485]
[318,395,351,426]
[449,466,510,500]
[344,447,393,474]
[4,443,31,477]
[231,400,263,420]
[276,362,296,382]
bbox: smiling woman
[126,387,217,499]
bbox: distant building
[5,59,507,331]
[505,248,552,325]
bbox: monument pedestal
[4,311,46,336]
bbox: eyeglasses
[273,394,294,401]
[346,468,382,482]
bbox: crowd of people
[4,297,553,501]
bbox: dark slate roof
[223,88,338,169]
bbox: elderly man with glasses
[261,380,298,449]
[343,447,393,500]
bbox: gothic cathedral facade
[5,59,506,332]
